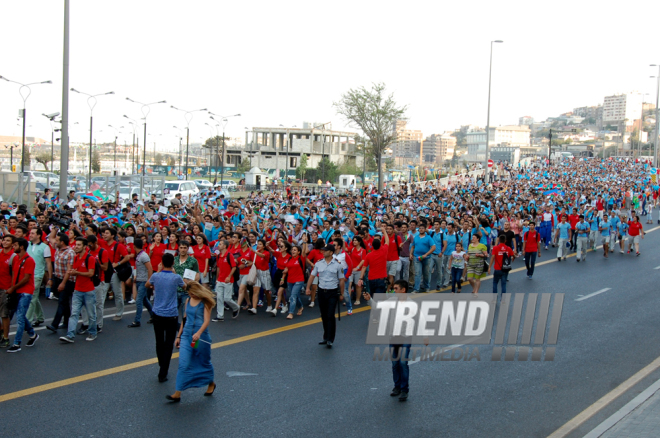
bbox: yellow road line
[547,355,660,438]
[1,225,657,404]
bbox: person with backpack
[521,222,542,279]
[128,238,154,327]
[60,237,98,343]
[173,241,200,321]
[79,235,109,334]
[488,235,515,295]
[211,240,239,322]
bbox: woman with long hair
[149,232,165,273]
[466,233,488,295]
[236,237,256,311]
[280,245,306,320]
[349,236,366,304]
[167,232,179,252]
[192,234,211,287]
[253,239,273,312]
[167,282,216,402]
[267,239,291,316]
[305,238,325,308]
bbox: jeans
[450,267,464,292]
[134,281,154,324]
[82,282,108,328]
[214,282,239,318]
[152,313,179,380]
[439,255,450,287]
[318,288,339,342]
[431,254,443,289]
[524,252,537,277]
[343,279,352,311]
[556,238,569,259]
[11,293,35,346]
[67,291,97,338]
[493,270,509,294]
[413,257,432,292]
[391,344,411,392]
[25,276,44,323]
[51,277,74,329]
[397,257,410,283]
[576,236,589,260]
[368,278,387,297]
[287,281,305,315]
[110,273,124,317]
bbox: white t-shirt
[449,251,466,269]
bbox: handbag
[245,253,258,285]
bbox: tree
[91,150,101,173]
[450,130,467,147]
[296,153,309,181]
[337,157,360,176]
[451,150,459,167]
[166,155,176,167]
[334,83,407,191]
[236,157,251,175]
[317,157,339,183]
[154,153,164,166]
[34,152,51,171]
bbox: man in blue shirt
[599,214,612,258]
[574,215,590,262]
[555,216,572,261]
[409,223,436,293]
[440,223,459,289]
[146,253,186,383]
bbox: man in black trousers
[306,244,345,348]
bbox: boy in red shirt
[6,237,39,352]
[522,222,542,279]
[488,235,515,295]
[358,226,389,296]
[60,237,98,343]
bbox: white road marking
[8,310,138,336]
[575,288,611,302]
[226,371,258,377]
[409,344,463,365]
[654,266,660,270]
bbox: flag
[543,189,564,197]
[81,194,103,203]
[92,189,107,201]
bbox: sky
[2,0,659,151]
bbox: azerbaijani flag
[543,189,565,197]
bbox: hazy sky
[2,0,659,149]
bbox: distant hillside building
[518,116,534,126]
[423,133,455,165]
[602,92,643,131]
[466,125,530,162]
[391,120,422,160]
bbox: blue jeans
[12,293,35,346]
[134,281,154,324]
[524,252,537,277]
[368,278,387,297]
[344,278,352,311]
[493,270,509,294]
[287,282,304,315]
[413,257,432,292]
[67,291,98,338]
[450,267,464,292]
[391,344,411,392]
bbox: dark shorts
[0,289,8,319]
[273,269,284,290]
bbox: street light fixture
[123,115,140,174]
[208,112,241,187]
[650,64,660,165]
[0,75,52,173]
[42,112,61,170]
[108,125,125,176]
[484,40,503,183]
[126,98,167,178]
[171,106,207,180]
[173,126,185,176]
[71,88,114,187]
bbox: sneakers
[47,293,57,300]
[390,387,402,397]
[97,326,103,333]
[248,308,257,315]
[281,305,289,314]
[257,300,264,307]
[77,325,88,335]
[269,308,278,317]
[399,391,409,401]
[308,301,315,308]
[112,315,122,321]
[127,322,141,328]
[127,299,136,304]
[46,325,57,333]
[266,306,273,312]
[7,344,21,353]
[411,290,419,294]
[26,334,39,347]
[636,252,640,256]
[620,250,624,254]
[0,338,9,348]
[347,309,353,315]
[59,336,74,343]
[354,301,360,305]
[86,334,97,342]
[557,257,561,262]
[232,308,240,319]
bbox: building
[518,116,534,126]
[229,125,356,177]
[422,133,456,164]
[391,120,422,160]
[466,125,531,162]
[602,93,644,130]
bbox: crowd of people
[0,157,655,393]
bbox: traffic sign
[11,165,16,172]
[187,168,192,174]
[488,159,494,168]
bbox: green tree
[451,150,459,167]
[236,157,251,174]
[337,157,360,176]
[317,157,339,183]
[91,150,101,173]
[334,83,407,191]
[296,153,309,181]
[450,130,467,147]
[34,151,51,171]
[154,153,164,166]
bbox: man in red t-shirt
[489,235,515,294]
[568,208,580,251]
[358,226,389,296]
[82,235,110,333]
[626,218,644,255]
[385,224,402,292]
[60,237,98,343]
[102,228,130,320]
[6,237,39,352]
[522,222,542,279]
[214,240,239,321]
[0,235,16,347]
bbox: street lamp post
[108,125,124,176]
[483,40,503,183]
[72,88,114,187]
[208,113,241,187]
[124,117,139,175]
[127,98,166,197]
[651,65,660,165]
[310,122,330,182]
[0,76,52,173]
[171,106,207,180]
[42,112,61,170]
[173,126,184,176]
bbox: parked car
[162,181,199,200]
[194,179,213,190]
[215,180,237,189]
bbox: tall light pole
[59,0,71,200]
[484,40,503,183]
[72,88,114,187]
[124,116,139,174]
[310,122,330,182]
[108,125,124,176]
[209,112,241,187]
[42,112,61,170]
[205,121,220,178]
[173,126,185,177]
[0,76,52,173]
[126,98,167,177]
[651,65,660,166]
[171,106,207,180]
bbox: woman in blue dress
[167,282,216,402]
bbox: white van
[162,181,199,200]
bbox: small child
[447,242,468,293]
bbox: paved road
[2,227,660,438]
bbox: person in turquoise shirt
[26,228,52,326]
[554,217,572,261]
